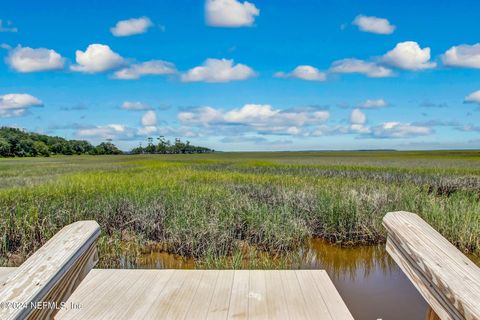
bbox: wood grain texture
[0,267,15,283]
[383,211,480,320]
[0,221,100,320]
[56,269,353,320]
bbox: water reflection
[303,239,395,279]
[305,240,427,320]
[134,239,428,320]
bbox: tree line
[0,128,213,157]
[131,137,214,154]
[0,127,121,157]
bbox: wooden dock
[1,212,480,320]
[58,269,352,319]
[0,267,353,319]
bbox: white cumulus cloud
[442,43,480,68]
[350,108,366,124]
[141,110,157,126]
[274,65,326,81]
[0,93,43,117]
[370,122,432,138]
[464,90,480,105]
[121,101,150,110]
[76,124,135,140]
[113,60,177,80]
[352,15,395,35]
[110,17,153,37]
[383,41,436,70]
[330,58,393,78]
[205,0,259,27]
[178,104,330,136]
[360,99,387,108]
[71,44,125,73]
[7,45,65,72]
[178,107,225,126]
[181,58,255,83]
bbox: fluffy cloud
[360,99,387,108]
[464,90,480,105]
[0,93,43,117]
[352,15,395,35]
[110,17,153,37]
[370,122,432,138]
[135,126,199,138]
[178,104,330,136]
[350,108,366,124]
[141,110,157,126]
[181,58,255,83]
[330,59,393,78]
[442,44,480,68]
[274,65,326,81]
[175,104,437,140]
[205,0,259,27]
[219,136,292,145]
[76,124,136,140]
[71,44,125,73]
[76,123,198,141]
[113,60,177,80]
[0,20,17,32]
[383,41,436,70]
[224,104,277,124]
[121,101,150,110]
[7,46,65,72]
[178,107,223,126]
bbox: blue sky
[1,0,480,151]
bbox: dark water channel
[133,239,429,320]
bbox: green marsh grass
[0,151,479,267]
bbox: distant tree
[156,136,168,154]
[70,140,94,155]
[18,139,35,156]
[0,127,122,158]
[131,136,213,155]
[0,138,11,157]
[95,142,122,155]
[32,141,50,157]
[62,143,74,155]
[131,142,144,154]
[145,137,156,153]
[50,143,64,155]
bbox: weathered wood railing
[383,211,480,320]
[0,221,100,320]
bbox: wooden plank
[150,270,189,319]
[279,270,309,319]
[185,270,219,319]
[248,270,268,319]
[295,270,332,320]
[385,238,458,320]
[162,270,205,319]
[311,271,354,320]
[55,269,352,320]
[383,211,480,320]
[0,221,100,320]
[227,270,250,319]
[207,270,234,320]
[58,269,176,320]
[123,269,175,320]
[264,270,290,320]
[0,267,15,282]
[63,269,140,319]
[56,269,121,319]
